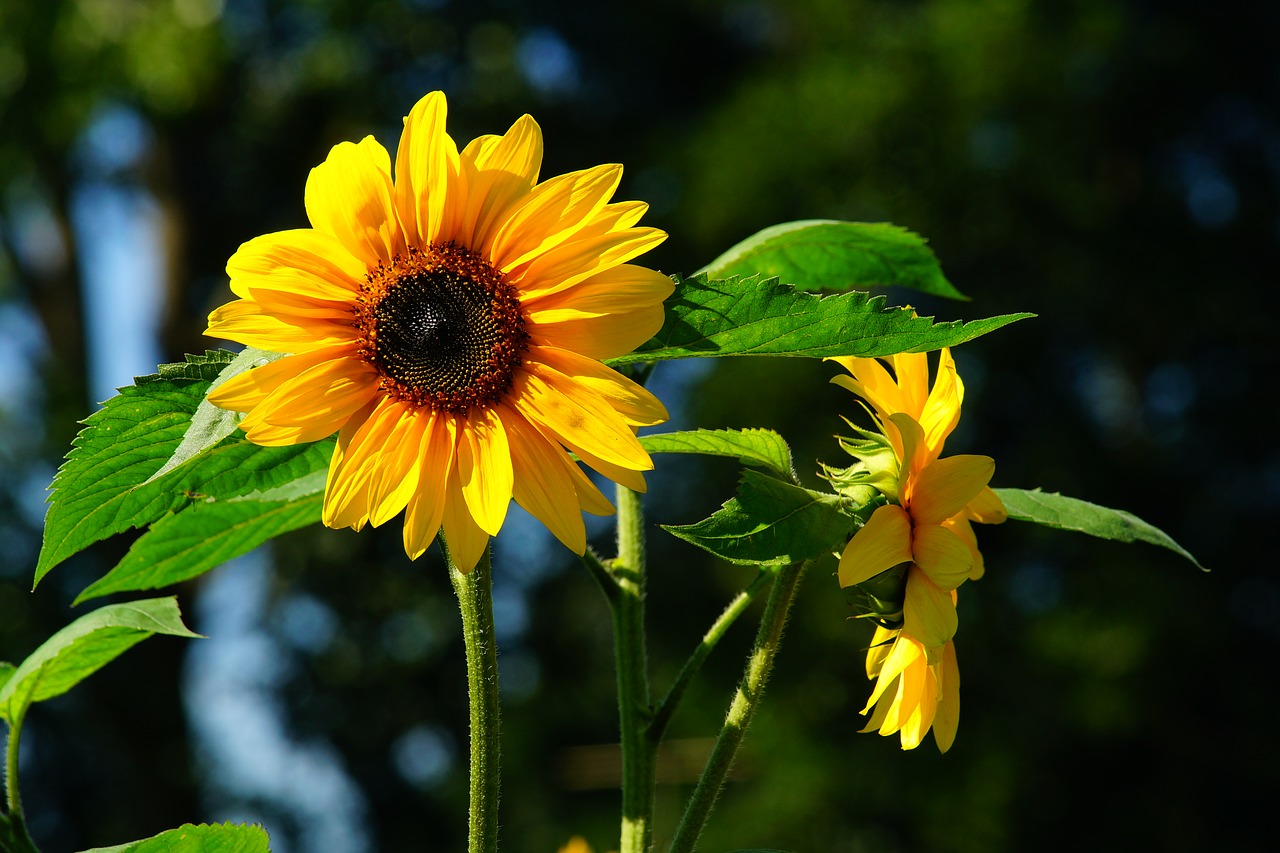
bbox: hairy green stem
[613,485,656,853]
[668,561,808,853]
[650,570,771,741]
[447,544,501,853]
[4,719,21,818]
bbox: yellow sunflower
[205,91,672,571]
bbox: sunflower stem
[447,544,502,853]
[650,569,771,742]
[668,561,808,853]
[612,485,656,853]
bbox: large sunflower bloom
[205,91,672,571]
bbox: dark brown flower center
[356,244,528,414]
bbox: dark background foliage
[1,1,1275,851]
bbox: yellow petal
[455,408,514,537]
[932,640,960,753]
[528,345,669,427]
[457,114,543,249]
[394,91,460,246]
[488,163,622,271]
[942,515,987,581]
[226,228,366,296]
[918,348,963,458]
[441,463,490,573]
[322,396,406,529]
[837,504,913,588]
[502,405,587,554]
[911,524,974,591]
[865,625,898,679]
[829,356,906,425]
[403,413,456,559]
[206,299,356,353]
[888,352,930,418]
[909,454,995,525]
[964,485,1008,525]
[862,632,920,713]
[238,355,377,439]
[208,346,358,413]
[508,364,652,471]
[321,402,376,532]
[366,407,431,528]
[304,136,404,267]
[569,443,648,494]
[566,463,618,515]
[902,571,958,649]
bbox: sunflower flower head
[828,350,1005,751]
[206,91,673,571]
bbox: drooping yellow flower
[205,91,672,571]
[830,351,1005,751]
[860,625,960,752]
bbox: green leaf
[145,347,285,484]
[0,597,200,725]
[993,488,1205,570]
[36,353,332,588]
[663,470,859,565]
[0,662,15,695]
[76,494,323,604]
[640,429,794,480]
[136,350,237,384]
[79,822,270,853]
[37,363,226,585]
[607,274,1031,365]
[701,219,967,300]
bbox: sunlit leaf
[641,429,794,480]
[36,350,332,589]
[663,470,860,565]
[145,347,285,484]
[79,822,271,853]
[993,488,1204,570]
[608,274,1031,365]
[701,219,967,300]
[0,598,200,726]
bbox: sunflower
[829,351,1005,750]
[205,91,672,571]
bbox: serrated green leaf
[607,274,1031,365]
[135,350,236,384]
[993,488,1204,570]
[663,470,859,565]
[0,597,199,725]
[75,494,323,604]
[37,373,333,588]
[640,429,794,480]
[145,347,285,485]
[701,219,967,300]
[79,822,271,853]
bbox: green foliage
[37,353,332,599]
[0,598,199,727]
[79,822,271,853]
[993,488,1204,570]
[0,663,14,695]
[640,429,795,480]
[700,219,967,300]
[663,470,861,565]
[145,348,284,484]
[608,274,1031,365]
[36,352,237,584]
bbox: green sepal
[700,219,968,300]
[847,563,908,631]
[993,487,1205,570]
[608,274,1031,366]
[78,822,271,853]
[0,597,200,726]
[640,428,794,480]
[663,470,868,566]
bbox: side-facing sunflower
[206,91,672,571]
